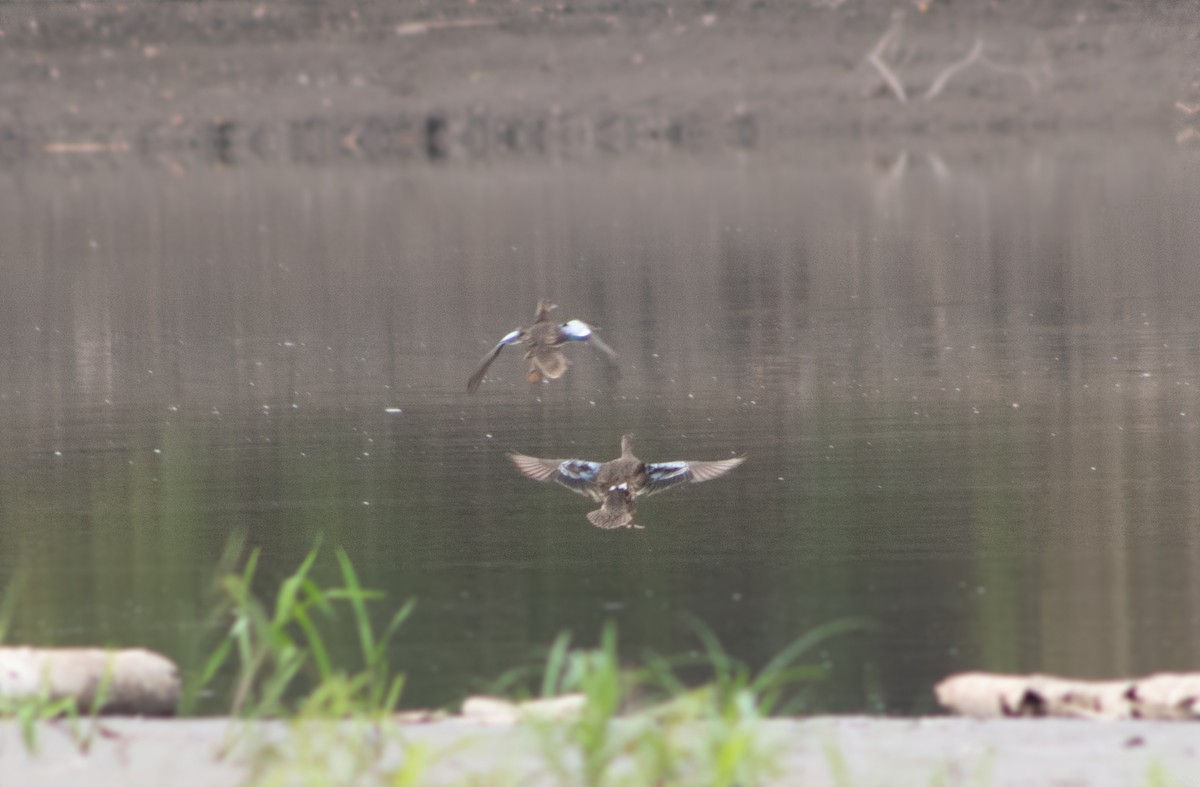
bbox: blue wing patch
[557,460,601,484]
[644,461,691,490]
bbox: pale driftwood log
[460,693,586,725]
[0,647,180,716]
[936,672,1200,721]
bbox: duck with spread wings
[467,299,619,393]
[509,434,745,529]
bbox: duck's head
[620,433,635,457]
[534,299,558,322]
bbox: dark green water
[2,145,1200,713]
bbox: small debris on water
[385,407,402,414]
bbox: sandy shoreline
[2,715,1197,786]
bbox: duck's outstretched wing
[509,453,602,498]
[559,320,619,364]
[467,329,523,393]
[641,456,746,496]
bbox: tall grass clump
[182,538,413,719]
[520,616,875,787]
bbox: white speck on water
[362,501,370,506]
[210,408,220,416]
[385,407,402,414]
[153,449,162,455]
[778,477,784,481]
[687,393,694,399]
[362,452,370,457]
[54,451,62,457]
[486,433,493,439]
[1090,466,1097,471]
[1011,402,1019,408]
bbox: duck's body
[509,434,745,529]
[467,300,618,393]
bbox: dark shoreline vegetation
[1,541,874,784]
[2,1,1196,169]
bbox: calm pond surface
[2,142,1199,713]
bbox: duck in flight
[509,434,745,529]
[467,300,618,393]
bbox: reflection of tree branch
[866,26,908,104]
[923,37,983,101]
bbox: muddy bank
[1,1,1198,168]
[1,716,1196,786]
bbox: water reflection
[0,143,1199,713]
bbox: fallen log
[0,647,179,716]
[460,694,586,725]
[936,672,1200,721]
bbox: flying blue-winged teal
[466,300,618,394]
[509,434,745,529]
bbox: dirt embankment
[0,0,1198,168]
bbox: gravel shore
[3,716,1197,786]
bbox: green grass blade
[335,546,376,665]
[540,630,572,698]
[753,617,876,696]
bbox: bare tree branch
[865,26,908,104]
[923,37,984,101]
[978,52,1047,94]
